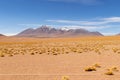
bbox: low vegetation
[0,36,120,77]
[1,36,120,57]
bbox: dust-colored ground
[0,36,120,80]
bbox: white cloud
[47,19,107,25]
[47,17,120,26]
[60,25,109,30]
[102,17,120,22]
[4,33,16,36]
[18,24,60,29]
[102,32,118,36]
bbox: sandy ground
[1,51,120,80]
[1,36,120,80]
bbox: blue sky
[0,0,120,36]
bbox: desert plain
[0,36,120,80]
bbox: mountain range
[16,26,103,37]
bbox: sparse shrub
[84,66,96,71]
[0,53,5,57]
[117,51,120,54]
[112,48,118,53]
[53,53,58,55]
[78,51,83,53]
[105,71,114,75]
[65,51,69,54]
[106,67,119,72]
[39,52,42,54]
[35,52,38,54]
[93,63,101,68]
[31,53,35,55]
[61,76,69,80]
[111,67,119,72]
[21,52,25,55]
[8,54,13,57]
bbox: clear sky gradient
[0,0,120,36]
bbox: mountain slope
[0,34,5,37]
[16,26,103,37]
[116,33,120,36]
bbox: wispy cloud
[48,0,101,5]
[102,32,118,36]
[18,24,43,27]
[47,17,120,25]
[47,20,107,25]
[18,24,61,28]
[102,17,120,22]
[60,25,110,30]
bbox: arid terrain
[1,36,120,80]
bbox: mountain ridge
[16,26,104,37]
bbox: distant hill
[16,26,103,37]
[116,33,120,36]
[0,34,5,37]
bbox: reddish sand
[0,52,120,80]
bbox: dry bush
[93,63,101,68]
[0,53,5,57]
[106,66,119,72]
[111,67,119,72]
[30,52,35,55]
[8,54,13,57]
[105,66,119,75]
[117,51,120,54]
[53,53,58,55]
[84,66,96,71]
[61,76,70,80]
[112,48,118,53]
[105,71,114,75]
